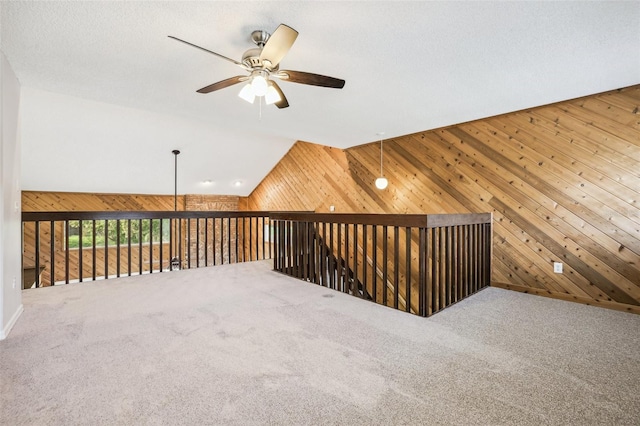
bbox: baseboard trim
[1,304,24,340]
[491,282,640,315]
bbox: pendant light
[171,149,181,271]
[375,133,388,190]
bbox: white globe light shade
[238,84,255,103]
[251,75,268,96]
[375,177,388,189]
[264,85,281,105]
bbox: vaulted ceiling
[2,1,638,195]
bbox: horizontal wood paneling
[23,191,244,213]
[22,191,181,212]
[248,85,640,313]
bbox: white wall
[0,51,23,339]
[19,87,293,196]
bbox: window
[67,219,171,248]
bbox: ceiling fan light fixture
[265,85,282,105]
[238,83,255,103]
[251,74,268,96]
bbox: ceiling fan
[169,24,345,109]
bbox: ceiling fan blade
[259,24,298,67]
[270,81,289,109]
[275,70,345,89]
[196,76,246,94]
[168,36,246,69]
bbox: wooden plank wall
[248,86,640,314]
[22,191,242,214]
[22,191,182,212]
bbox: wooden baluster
[382,226,388,307]
[419,227,426,317]
[363,225,368,299]
[78,220,83,282]
[337,224,343,292]
[405,226,411,312]
[127,219,132,277]
[393,226,399,309]
[329,223,335,290]
[34,221,40,288]
[138,219,143,275]
[116,220,121,278]
[92,220,97,280]
[50,220,55,286]
[372,225,377,304]
[65,220,70,284]
[345,224,350,294]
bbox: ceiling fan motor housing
[243,48,277,71]
[243,30,276,71]
[242,48,264,68]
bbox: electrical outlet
[553,262,563,273]
[12,277,16,289]
[329,205,335,212]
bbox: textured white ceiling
[2,1,639,196]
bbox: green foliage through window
[67,219,171,249]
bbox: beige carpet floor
[1,260,639,425]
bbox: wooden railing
[22,211,274,288]
[22,210,492,318]
[271,212,493,317]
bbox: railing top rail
[22,210,302,222]
[270,212,427,227]
[23,210,491,227]
[427,213,492,227]
[269,212,492,227]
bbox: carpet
[1,260,639,425]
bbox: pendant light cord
[380,139,384,176]
[172,150,180,211]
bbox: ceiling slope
[2,1,639,195]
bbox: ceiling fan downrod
[251,30,270,47]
